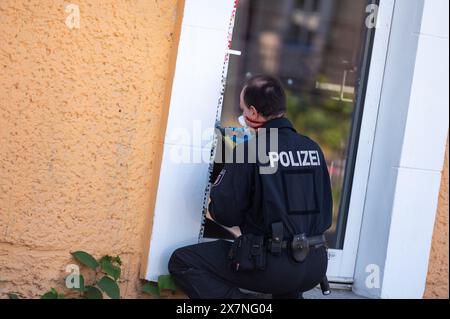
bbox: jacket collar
[260,117,297,132]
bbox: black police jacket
[209,117,333,238]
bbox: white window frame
[326,0,395,282]
[353,0,449,298]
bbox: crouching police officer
[168,75,333,299]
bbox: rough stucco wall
[0,0,182,298]
[424,140,449,299]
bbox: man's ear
[249,105,259,118]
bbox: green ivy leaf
[112,256,122,266]
[71,251,99,270]
[142,281,160,297]
[8,293,19,299]
[100,256,121,281]
[158,275,177,292]
[41,292,56,299]
[85,286,103,299]
[97,276,120,299]
[41,288,58,299]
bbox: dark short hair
[243,75,286,117]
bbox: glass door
[201,0,394,282]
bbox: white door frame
[326,0,395,282]
[353,0,449,298]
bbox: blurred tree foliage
[285,88,353,161]
[285,82,355,222]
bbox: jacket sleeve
[208,159,254,228]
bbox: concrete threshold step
[303,287,367,299]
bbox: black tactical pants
[168,239,328,299]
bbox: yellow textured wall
[424,140,449,299]
[0,0,183,298]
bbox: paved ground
[243,287,367,299]
[303,288,366,299]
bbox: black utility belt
[267,234,327,253]
[267,234,327,263]
[228,234,266,272]
[228,233,327,273]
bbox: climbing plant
[10,251,177,299]
[142,275,178,298]
[40,251,122,299]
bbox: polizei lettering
[268,150,321,168]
